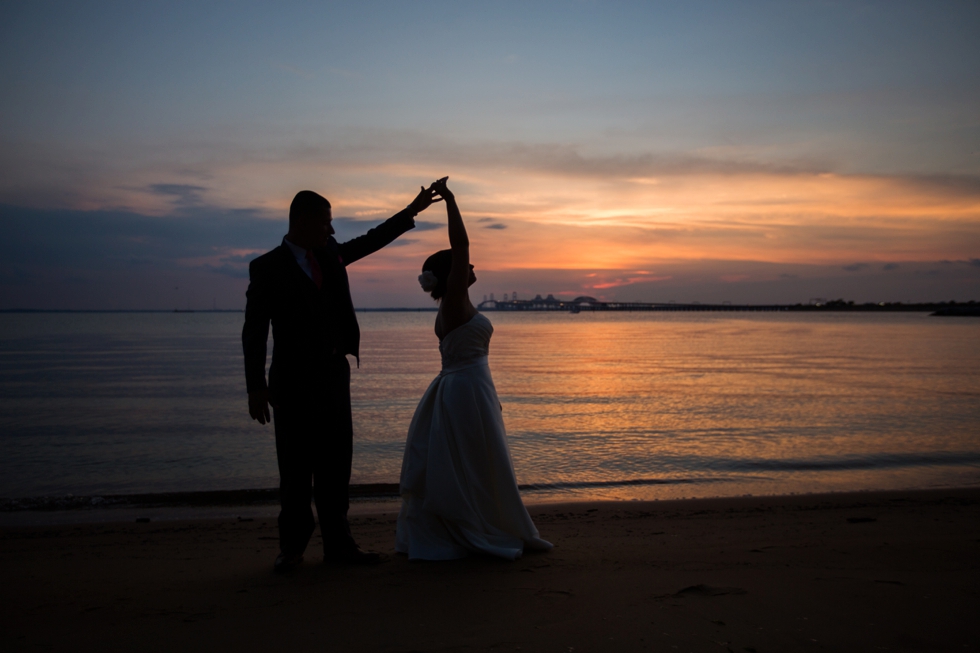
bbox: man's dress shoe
[274,552,304,573]
[324,548,387,565]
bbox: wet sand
[2,488,978,652]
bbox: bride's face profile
[469,265,477,286]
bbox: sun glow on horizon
[129,161,980,285]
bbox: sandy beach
[2,488,978,652]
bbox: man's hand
[248,389,275,425]
[407,180,446,214]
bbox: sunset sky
[1,1,978,308]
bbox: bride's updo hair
[421,249,453,300]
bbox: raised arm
[435,179,478,335]
[338,184,441,266]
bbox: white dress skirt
[396,313,552,560]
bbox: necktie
[305,250,323,289]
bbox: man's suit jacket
[242,208,416,400]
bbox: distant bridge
[477,295,789,312]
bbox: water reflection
[0,311,978,499]
[353,311,980,499]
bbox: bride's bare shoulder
[436,305,479,341]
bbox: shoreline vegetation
[2,487,977,651]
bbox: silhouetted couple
[242,178,550,572]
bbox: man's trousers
[272,355,357,556]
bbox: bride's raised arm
[435,179,477,334]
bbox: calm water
[1,311,978,502]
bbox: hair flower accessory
[418,270,439,292]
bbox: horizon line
[1,300,977,314]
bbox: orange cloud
[24,135,977,275]
[316,164,980,286]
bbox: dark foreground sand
[2,488,978,652]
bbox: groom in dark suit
[242,184,440,571]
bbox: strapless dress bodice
[439,313,492,369]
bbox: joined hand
[431,176,453,201]
[408,180,446,214]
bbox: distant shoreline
[0,302,977,315]
[476,298,980,315]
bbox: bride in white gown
[396,178,552,561]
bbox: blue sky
[1,1,978,308]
